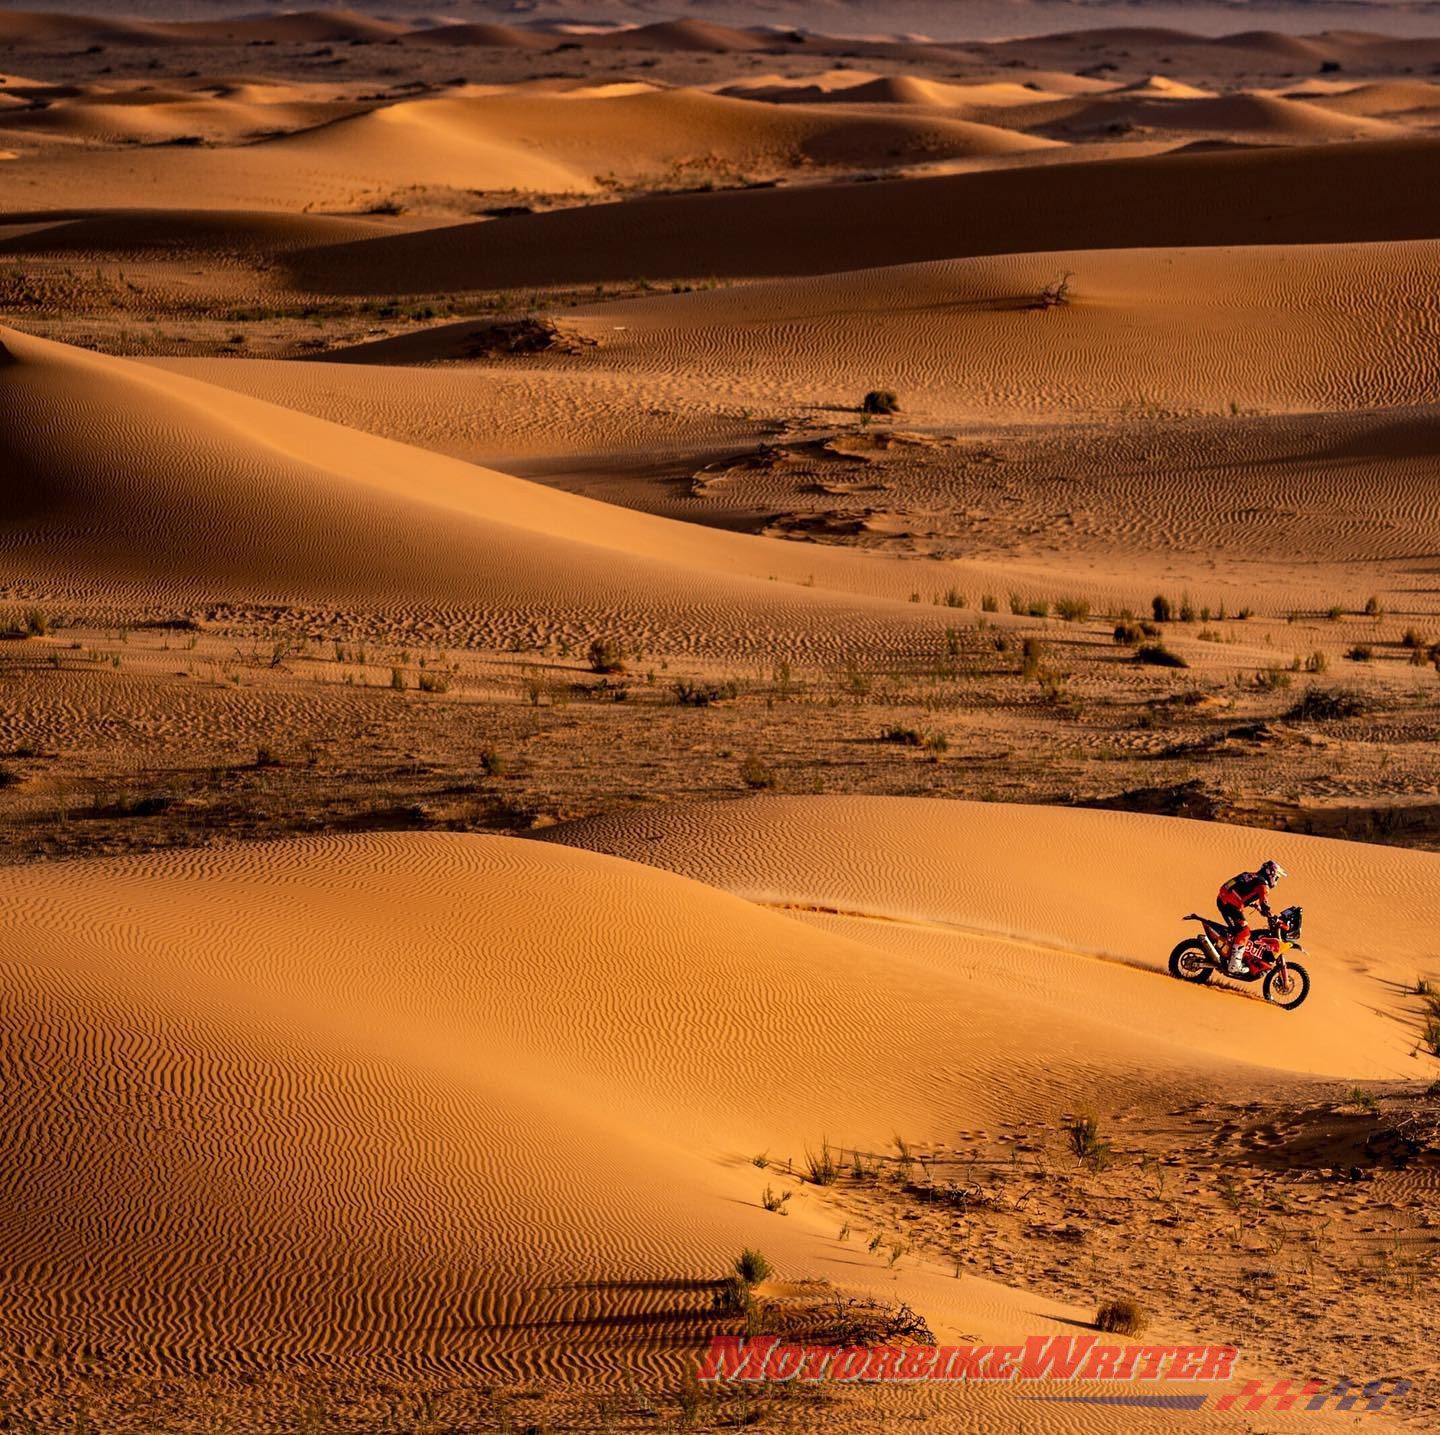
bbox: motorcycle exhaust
[1196,929,1223,965]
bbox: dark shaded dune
[0,8,160,44]
[0,7,404,46]
[398,22,550,50]
[587,20,766,52]
[289,137,1440,296]
[0,210,392,260]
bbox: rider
[1217,861,1288,975]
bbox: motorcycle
[1168,904,1311,1010]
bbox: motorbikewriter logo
[696,1335,1410,1413]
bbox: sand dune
[723,74,1070,109]
[273,242,1440,421]
[289,137,1440,293]
[0,325,962,652]
[1295,78,1440,117]
[3,799,1430,1403]
[589,19,768,52]
[0,6,407,46]
[3,799,1430,1385]
[546,796,1436,1080]
[0,80,363,146]
[399,20,551,50]
[257,85,1054,197]
[1044,90,1405,141]
[0,83,1058,212]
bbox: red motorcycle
[1169,904,1310,1010]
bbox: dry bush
[1286,688,1367,722]
[1095,1298,1148,1336]
[587,638,625,674]
[861,389,900,415]
[1135,643,1188,669]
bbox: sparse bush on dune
[861,389,900,415]
[739,752,775,790]
[805,1141,840,1186]
[1067,1114,1110,1167]
[1286,687,1367,722]
[674,678,739,707]
[1134,643,1188,668]
[1095,1298,1148,1336]
[1113,621,1143,645]
[1055,596,1091,623]
[587,637,626,675]
[417,671,451,694]
[1033,271,1074,309]
[736,1248,773,1285]
[1346,645,1373,662]
[1254,665,1291,691]
[1151,595,1173,624]
[761,1184,790,1214]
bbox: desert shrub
[713,1275,754,1316]
[1151,595,1173,623]
[1401,628,1430,650]
[981,593,999,613]
[1178,594,1196,623]
[1056,596,1091,622]
[1304,651,1328,674]
[736,1248,773,1285]
[418,671,451,694]
[479,747,507,778]
[1326,605,1345,621]
[390,667,407,691]
[1009,592,1025,616]
[1254,666,1291,691]
[0,766,21,789]
[1135,643,1188,668]
[1021,636,1046,679]
[761,1184,791,1214]
[674,679,738,706]
[789,1295,935,1347]
[23,607,48,637]
[881,725,924,746]
[1365,595,1384,618]
[861,389,900,415]
[1345,645,1373,662]
[805,1141,840,1185]
[1095,1298,1149,1336]
[924,731,950,756]
[739,753,775,790]
[1423,1016,1440,1058]
[587,638,625,674]
[1113,622,1143,645]
[1067,1114,1109,1165]
[1034,271,1073,309]
[1286,687,1367,722]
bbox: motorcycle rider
[1217,860,1288,975]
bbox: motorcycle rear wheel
[1168,938,1214,984]
[1264,962,1310,1011]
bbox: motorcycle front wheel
[1168,939,1214,984]
[1264,962,1310,1010]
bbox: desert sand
[2,6,1439,1432]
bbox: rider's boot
[1226,942,1248,976]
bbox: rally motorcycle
[1168,905,1310,1010]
